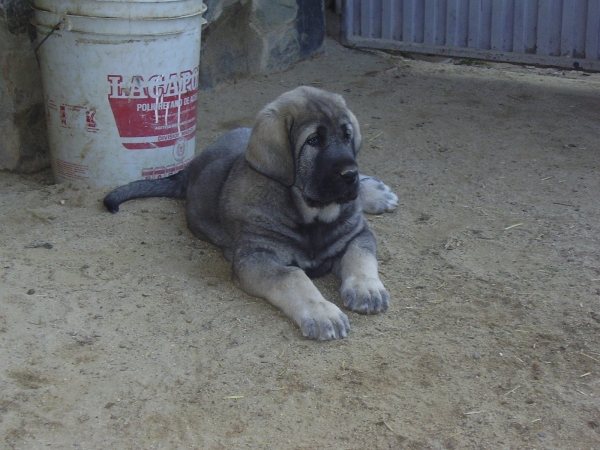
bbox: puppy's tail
[103,169,189,213]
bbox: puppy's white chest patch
[300,203,341,224]
[292,187,342,224]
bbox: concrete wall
[0,0,325,173]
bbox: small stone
[27,289,35,295]
[473,352,481,359]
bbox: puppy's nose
[340,169,358,184]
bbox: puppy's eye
[307,136,320,147]
[343,125,352,139]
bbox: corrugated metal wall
[343,0,600,70]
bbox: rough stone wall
[0,0,325,173]
[0,0,49,172]
[199,0,325,87]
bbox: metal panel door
[343,0,600,70]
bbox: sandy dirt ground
[1,39,600,449]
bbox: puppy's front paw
[341,277,390,314]
[359,175,398,214]
[298,301,351,340]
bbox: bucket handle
[33,19,64,67]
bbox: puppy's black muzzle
[302,139,360,207]
[336,169,360,203]
[340,168,359,185]
[312,156,359,205]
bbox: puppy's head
[246,86,362,206]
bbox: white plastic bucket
[33,0,207,187]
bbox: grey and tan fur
[104,86,398,340]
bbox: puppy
[104,86,398,339]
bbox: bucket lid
[33,0,207,20]
[33,1,207,36]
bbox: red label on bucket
[107,67,199,150]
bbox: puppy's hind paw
[359,175,398,214]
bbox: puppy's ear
[245,105,295,187]
[347,108,362,154]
